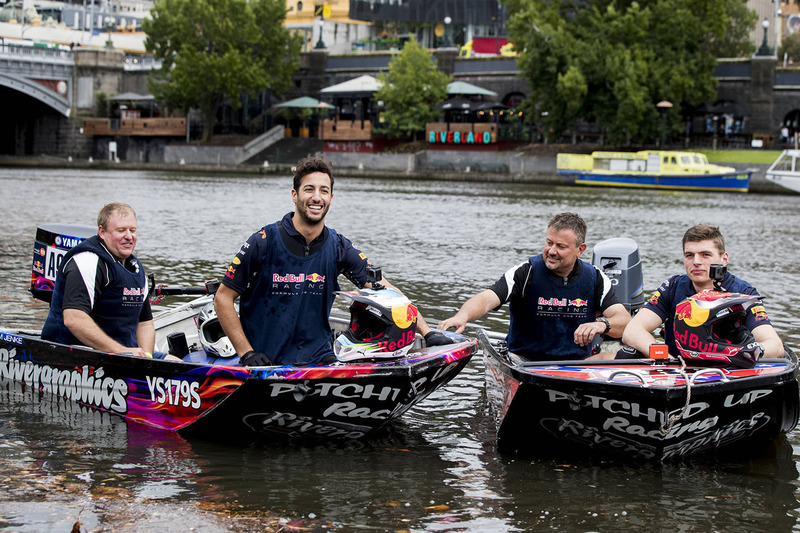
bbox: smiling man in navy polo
[438,212,631,361]
[214,154,448,367]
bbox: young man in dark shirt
[622,223,783,359]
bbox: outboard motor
[592,237,644,314]
[30,224,96,303]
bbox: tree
[505,0,756,145]
[143,0,302,141]
[779,32,800,64]
[375,36,451,140]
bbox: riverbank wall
[0,151,786,194]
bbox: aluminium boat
[479,329,799,460]
[2,224,476,441]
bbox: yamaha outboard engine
[592,237,644,314]
[30,224,96,303]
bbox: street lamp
[444,16,452,47]
[657,100,673,148]
[756,18,771,56]
[314,14,326,49]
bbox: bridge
[0,41,73,117]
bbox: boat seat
[182,350,242,366]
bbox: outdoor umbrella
[106,92,156,102]
[320,75,383,97]
[446,81,497,97]
[472,101,510,111]
[432,97,474,111]
[274,96,333,109]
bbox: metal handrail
[606,370,650,387]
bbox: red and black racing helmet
[673,290,764,369]
[333,288,419,361]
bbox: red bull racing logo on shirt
[272,272,327,296]
[272,273,326,283]
[538,296,591,317]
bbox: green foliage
[375,36,451,140]
[95,92,108,118]
[506,0,756,145]
[779,32,800,63]
[143,0,302,141]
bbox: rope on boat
[659,356,691,436]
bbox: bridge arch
[0,73,71,117]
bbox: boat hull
[558,170,752,192]
[765,173,800,193]
[479,330,799,460]
[0,330,476,441]
[764,149,800,194]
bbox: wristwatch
[596,317,611,334]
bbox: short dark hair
[682,224,725,254]
[548,212,587,245]
[97,202,136,229]
[293,154,334,191]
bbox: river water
[2,167,800,531]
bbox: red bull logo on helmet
[674,298,710,328]
[391,303,419,329]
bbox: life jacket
[239,223,340,364]
[41,235,147,348]
[506,255,597,360]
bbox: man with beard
[438,212,630,361]
[215,154,448,366]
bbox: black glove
[240,351,273,367]
[615,346,647,359]
[424,331,452,347]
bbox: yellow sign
[314,4,331,17]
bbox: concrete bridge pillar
[73,48,125,113]
[749,56,777,134]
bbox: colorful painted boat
[765,149,800,194]
[0,298,475,440]
[478,329,799,460]
[556,150,753,192]
[5,223,476,441]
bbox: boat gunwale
[477,329,797,389]
[0,328,477,377]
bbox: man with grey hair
[439,212,630,361]
[42,202,162,359]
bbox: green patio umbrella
[274,96,333,109]
[447,81,497,97]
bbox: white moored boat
[765,150,800,193]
